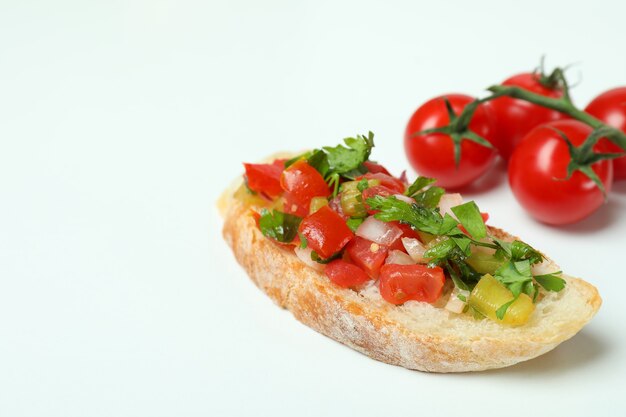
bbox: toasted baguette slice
[219,183,602,373]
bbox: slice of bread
[220,184,602,373]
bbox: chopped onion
[385,250,416,265]
[445,288,470,314]
[531,258,560,276]
[402,237,427,263]
[356,216,402,246]
[294,246,324,271]
[393,194,415,204]
[437,193,463,219]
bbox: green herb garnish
[258,209,302,243]
[346,217,365,232]
[451,201,487,240]
[534,271,566,292]
[311,250,342,264]
[405,176,445,208]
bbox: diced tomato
[243,159,285,197]
[299,205,353,259]
[363,161,392,176]
[386,222,421,252]
[387,237,405,252]
[281,160,331,216]
[283,193,308,217]
[384,222,420,252]
[394,222,421,240]
[358,172,405,194]
[379,264,445,305]
[387,239,404,252]
[361,185,396,214]
[325,259,371,288]
[346,236,389,278]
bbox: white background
[1,1,625,416]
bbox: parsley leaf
[366,195,445,235]
[414,186,445,208]
[357,178,370,192]
[258,209,302,243]
[346,217,364,232]
[405,176,445,208]
[492,259,534,318]
[494,260,532,293]
[496,297,517,320]
[451,201,487,240]
[534,272,566,292]
[451,236,472,255]
[423,238,457,264]
[510,240,544,264]
[306,149,330,177]
[492,238,543,265]
[405,176,436,197]
[323,132,375,176]
[311,250,342,264]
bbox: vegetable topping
[240,135,566,326]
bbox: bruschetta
[219,133,601,372]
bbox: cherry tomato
[379,264,445,305]
[346,236,389,278]
[490,73,568,160]
[324,259,371,288]
[357,172,405,194]
[298,205,353,259]
[508,120,613,225]
[281,160,331,216]
[404,94,497,189]
[243,159,285,197]
[363,161,392,176]
[585,87,626,180]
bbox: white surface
[1,1,625,416]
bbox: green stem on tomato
[484,84,626,151]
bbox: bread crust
[221,192,602,372]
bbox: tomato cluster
[404,72,626,225]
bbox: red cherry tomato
[509,120,613,225]
[243,160,285,197]
[357,172,406,194]
[404,94,497,189]
[298,205,353,259]
[324,260,371,288]
[490,73,568,160]
[346,236,389,278]
[585,87,626,180]
[281,160,330,216]
[379,264,445,305]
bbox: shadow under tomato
[453,157,507,196]
[611,180,626,194]
[541,197,624,234]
